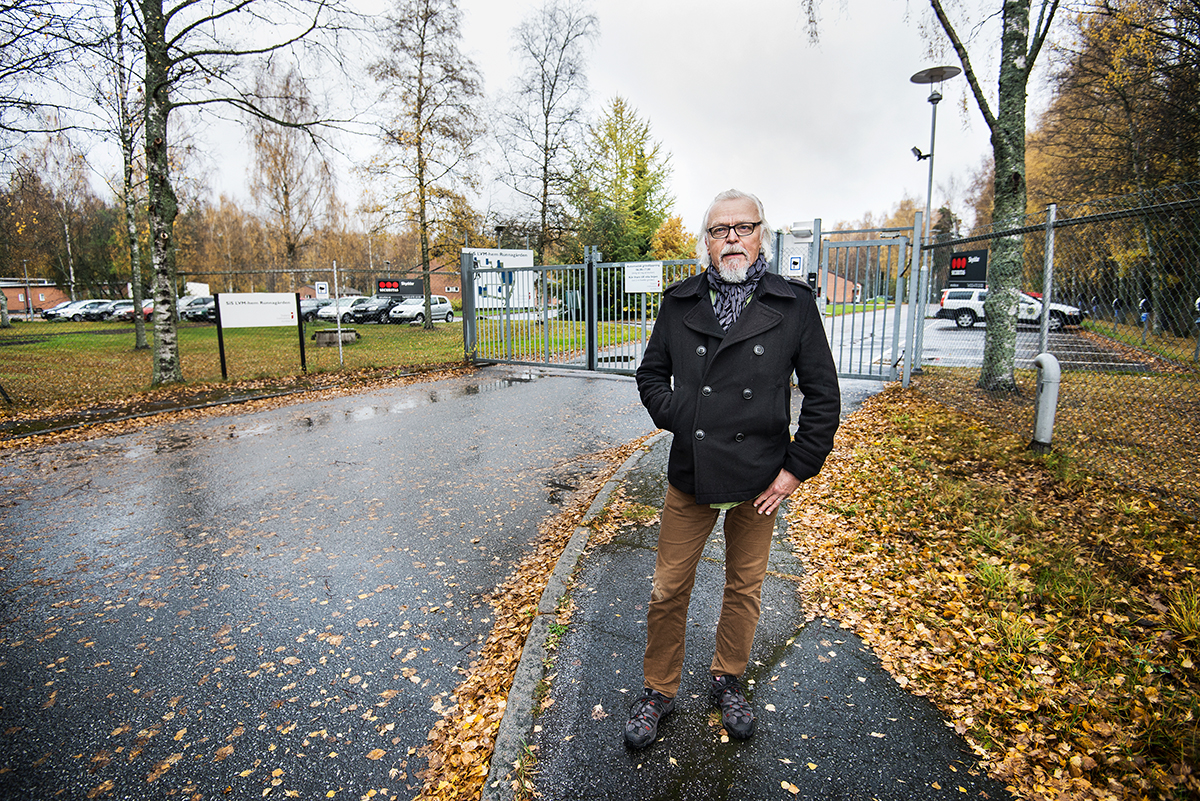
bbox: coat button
[753,344,765,355]
[701,386,712,396]
[696,345,707,356]
[742,388,753,399]
[695,429,706,440]
[735,433,745,442]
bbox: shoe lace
[629,692,667,723]
[714,677,750,709]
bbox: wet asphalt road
[0,367,657,800]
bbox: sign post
[213,292,305,380]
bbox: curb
[482,431,669,801]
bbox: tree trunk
[143,0,182,384]
[978,0,1031,394]
[115,0,147,350]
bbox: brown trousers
[643,484,777,697]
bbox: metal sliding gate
[462,222,922,384]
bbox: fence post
[1039,204,1057,354]
[902,211,923,388]
[461,251,476,363]
[586,247,598,372]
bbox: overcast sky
[452,0,1031,232]
[206,0,1054,235]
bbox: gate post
[461,251,477,362]
[586,247,599,371]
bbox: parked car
[107,300,136,319]
[316,296,368,324]
[349,295,403,324]
[936,288,1087,331]
[182,296,216,322]
[388,295,454,324]
[43,300,94,321]
[40,300,74,319]
[80,300,120,321]
[179,295,214,320]
[299,298,333,322]
[115,299,154,322]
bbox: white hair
[696,189,773,268]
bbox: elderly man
[626,189,840,748]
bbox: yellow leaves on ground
[366,748,387,761]
[146,752,182,782]
[786,384,1199,801]
[415,438,648,801]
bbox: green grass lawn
[0,319,466,411]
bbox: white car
[388,295,454,324]
[937,288,1087,331]
[316,297,368,324]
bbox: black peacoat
[635,270,841,505]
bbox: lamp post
[910,65,960,370]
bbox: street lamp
[910,64,960,367]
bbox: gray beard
[715,261,750,284]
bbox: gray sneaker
[624,689,675,748]
[710,674,755,740]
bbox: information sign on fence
[623,261,663,294]
[217,293,300,328]
[213,292,306,380]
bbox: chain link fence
[0,266,467,418]
[915,182,1200,516]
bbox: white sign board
[624,261,663,294]
[314,281,330,299]
[786,254,805,278]
[464,248,537,308]
[217,293,298,328]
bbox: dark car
[182,296,216,322]
[299,298,333,322]
[349,295,403,324]
[81,300,120,321]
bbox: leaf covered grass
[0,320,467,414]
[914,365,1200,518]
[787,384,1199,800]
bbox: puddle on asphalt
[287,371,545,431]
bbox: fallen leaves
[786,384,1200,800]
[414,438,648,801]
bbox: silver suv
[388,295,454,324]
[937,288,1086,330]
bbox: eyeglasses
[707,221,761,240]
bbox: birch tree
[249,64,334,281]
[0,0,88,155]
[928,0,1062,393]
[132,0,346,385]
[370,0,484,330]
[500,0,597,265]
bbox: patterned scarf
[707,254,768,331]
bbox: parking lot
[917,317,1157,372]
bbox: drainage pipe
[1030,352,1061,454]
